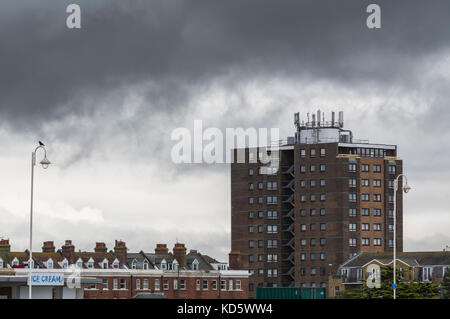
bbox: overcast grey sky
[1,0,449,261]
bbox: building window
[320,179,326,187]
[349,193,357,202]
[300,179,306,187]
[349,178,356,187]
[102,279,109,290]
[249,183,254,190]
[301,253,306,261]
[196,280,201,291]
[320,223,326,231]
[388,224,394,232]
[388,195,394,203]
[248,240,254,248]
[258,240,264,248]
[267,210,278,219]
[349,208,357,217]
[320,148,326,157]
[229,280,234,291]
[389,209,394,218]
[221,280,227,290]
[310,208,316,216]
[211,280,217,290]
[248,211,254,219]
[320,252,326,261]
[374,209,381,216]
[310,148,316,157]
[249,168,254,176]
[361,179,369,187]
[373,194,381,202]
[361,164,369,172]
[258,211,264,218]
[388,239,394,248]
[349,163,357,172]
[349,223,356,232]
[362,223,370,231]
[423,267,432,281]
[362,238,370,246]
[267,225,278,234]
[136,279,141,290]
[320,193,326,201]
[349,238,357,247]
[258,254,264,262]
[236,280,242,290]
[300,165,306,173]
[173,279,178,290]
[310,179,316,187]
[258,225,263,233]
[310,238,316,246]
[320,238,326,246]
[301,224,307,232]
[310,164,316,172]
[143,279,149,290]
[267,181,277,190]
[248,226,254,233]
[301,239,306,246]
[248,254,254,263]
[310,194,316,202]
[320,208,326,216]
[248,197,254,204]
[361,193,369,201]
[267,254,278,263]
[388,164,396,174]
[320,164,326,172]
[374,223,382,231]
[373,164,381,173]
[300,209,306,216]
[113,279,118,290]
[310,253,316,261]
[155,279,160,290]
[361,208,370,216]
[267,239,278,249]
[300,194,306,202]
[310,223,316,231]
[311,268,317,275]
[267,196,277,204]
[258,182,263,190]
[180,279,186,290]
[388,180,394,188]
[120,279,126,290]
[373,179,381,187]
[203,280,208,290]
[258,196,263,204]
[374,238,382,246]
[300,149,306,158]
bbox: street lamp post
[28,142,51,299]
[393,173,410,300]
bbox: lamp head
[403,182,411,193]
[40,156,51,169]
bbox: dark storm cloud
[1,0,450,129]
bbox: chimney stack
[95,242,107,254]
[155,244,169,255]
[114,240,127,264]
[61,240,75,260]
[0,239,11,254]
[228,251,242,270]
[42,241,55,253]
[173,243,187,267]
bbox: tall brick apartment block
[231,110,403,297]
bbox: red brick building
[0,239,249,299]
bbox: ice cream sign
[27,273,64,286]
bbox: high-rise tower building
[230,110,403,297]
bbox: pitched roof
[341,251,450,268]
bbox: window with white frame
[160,259,167,270]
[349,223,357,232]
[192,259,199,270]
[229,280,233,290]
[76,258,83,269]
[212,280,217,290]
[113,279,118,290]
[349,178,356,187]
[173,279,178,290]
[267,225,278,234]
[423,267,432,281]
[102,279,108,290]
[120,279,126,289]
[143,279,148,290]
[203,280,208,290]
[155,279,160,290]
[163,279,169,290]
[373,238,382,246]
[349,238,357,247]
[349,208,357,217]
[136,279,141,290]
[180,279,186,290]
[196,279,201,291]
[46,258,53,269]
[221,280,226,290]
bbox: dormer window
[168,263,173,270]
[76,258,83,269]
[143,261,149,270]
[87,257,94,269]
[112,258,120,269]
[161,259,167,270]
[12,257,19,267]
[132,261,137,269]
[173,260,179,271]
[60,258,69,269]
[192,259,199,270]
[47,258,53,269]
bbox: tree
[442,267,450,299]
[347,265,440,299]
